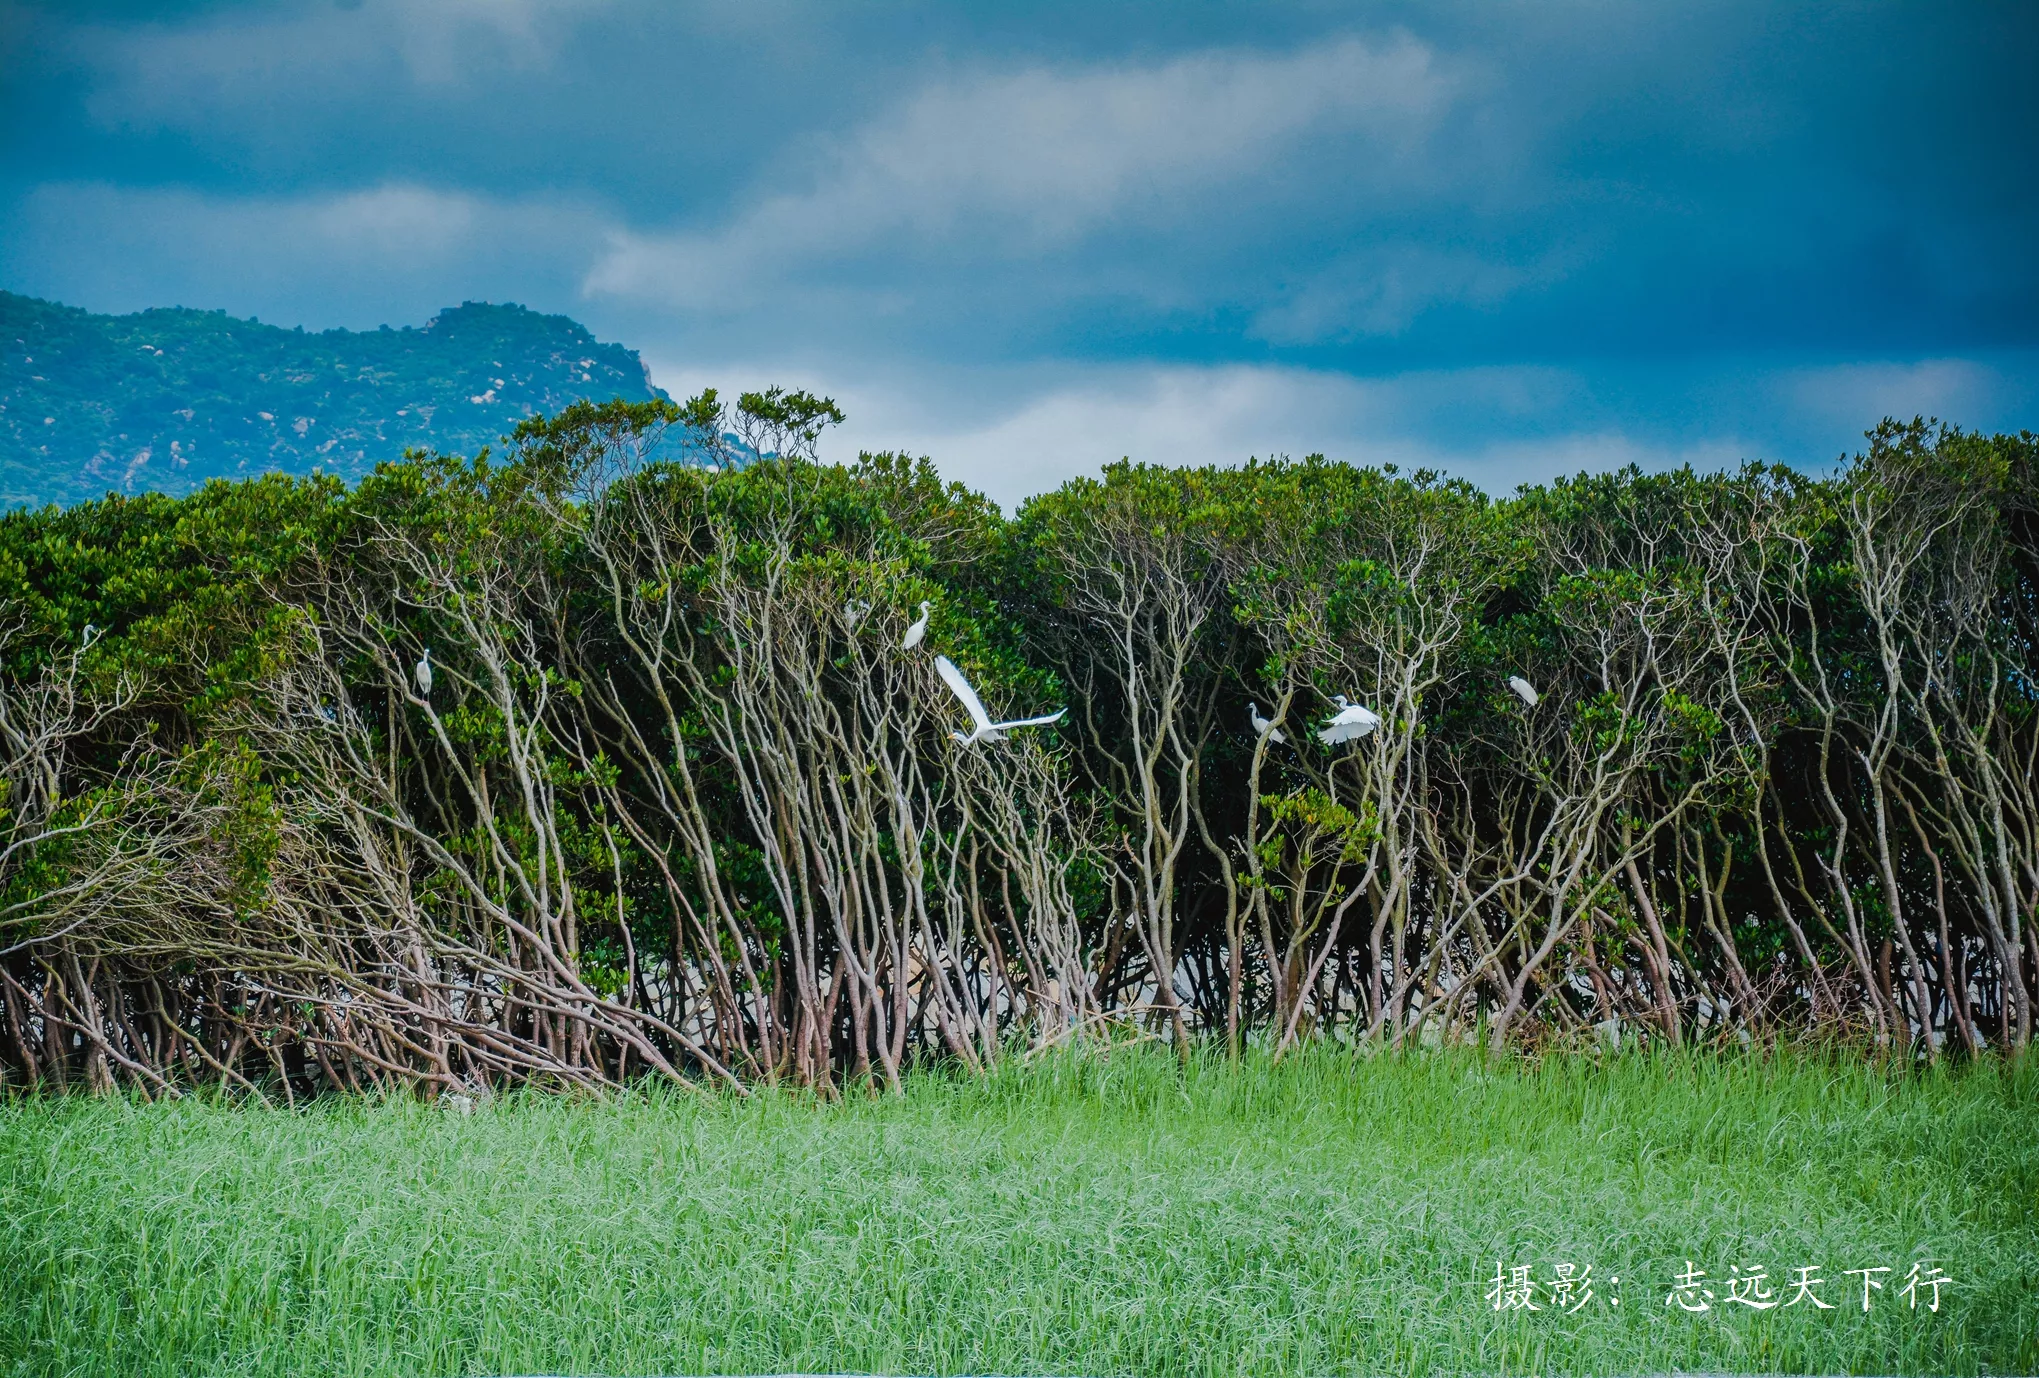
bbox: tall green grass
[2,1047,2033,1377]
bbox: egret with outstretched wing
[902,601,932,651]
[1318,694,1380,745]
[1507,675,1539,707]
[935,655,1065,745]
[1249,701,1286,744]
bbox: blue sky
[2,1,2034,506]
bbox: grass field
[1,1047,2034,1377]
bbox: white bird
[1506,675,1539,707]
[1317,695,1381,746]
[934,655,1065,745]
[1248,702,1286,744]
[415,647,433,698]
[81,623,98,646]
[901,600,932,651]
[843,597,872,626]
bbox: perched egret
[901,600,932,651]
[1317,695,1381,745]
[415,647,434,698]
[81,623,98,644]
[934,655,1065,745]
[1248,702,1286,744]
[1506,675,1539,707]
[843,597,872,626]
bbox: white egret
[1317,695,1380,745]
[934,655,1065,745]
[843,597,872,626]
[1248,702,1286,744]
[901,600,932,651]
[1507,675,1539,707]
[415,647,433,698]
[81,623,99,647]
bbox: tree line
[2,392,2034,1096]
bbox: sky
[2,0,2035,508]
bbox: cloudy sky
[2,1,2034,506]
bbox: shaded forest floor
[1,1047,2034,1377]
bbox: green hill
[0,292,672,507]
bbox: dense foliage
[0,292,671,508]
[1,395,2034,1095]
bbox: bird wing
[1319,707,1378,744]
[1269,726,1286,744]
[991,708,1066,730]
[935,656,995,733]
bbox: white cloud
[863,366,1752,508]
[1778,358,2005,431]
[73,0,611,126]
[586,34,1461,308]
[642,356,1743,510]
[1250,243,1532,341]
[383,0,610,84]
[288,184,484,258]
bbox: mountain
[0,292,674,507]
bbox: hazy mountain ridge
[0,293,672,507]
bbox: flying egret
[1318,695,1381,745]
[934,655,1065,745]
[1249,702,1286,744]
[415,647,433,698]
[901,601,932,651]
[1506,675,1539,707]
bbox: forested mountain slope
[0,292,671,507]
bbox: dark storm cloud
[1,0,2033,504]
